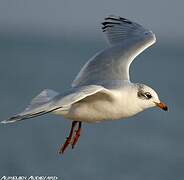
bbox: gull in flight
[1,15,168,154]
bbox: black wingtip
[102,21,121,26]
[102,15,132,32]
[101,25,113,32]
[104,15,132,24]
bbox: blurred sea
[0,34,183,180]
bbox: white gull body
[2,15,167,125]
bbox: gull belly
[53,88,143,123]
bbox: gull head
[135,83,168,111]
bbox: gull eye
[144,32,149,35]
[137,91,152,99]
[144,92,152,99]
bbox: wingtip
[0,116,19,124]
[1,120,10,124]
[104,15,132,24]
[104,15,118,20]
[102,15,133,32]
[0,119,16,124]
[0,120,7,124]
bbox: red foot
[59,121,77,154]
[72,122,82,149]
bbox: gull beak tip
[154,102,168,111]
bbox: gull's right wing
[72,15,156,87]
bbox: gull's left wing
[1,85,113,123]
[72,15,156,87]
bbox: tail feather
[1,89,60,124]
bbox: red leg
[72,122,82,149]
[59,121,77,154]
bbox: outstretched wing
[1,85,112,123]
[72,15,156,87]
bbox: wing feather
[50,85,113,109]
[1,85,112,123]
[72,15,156,87]
[102,15,145,45]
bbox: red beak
[154,102,168,111]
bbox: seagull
[1,15,168,154]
